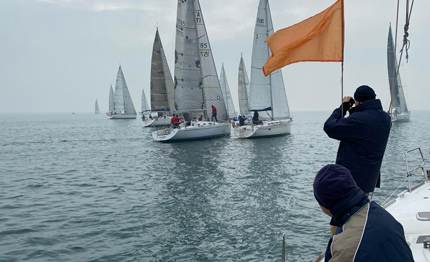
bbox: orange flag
[263,0,344,76]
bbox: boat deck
[385,181,430,261]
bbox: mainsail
[238,56,250,116]
[141,89,150,113]
[387,25,408,115]
[151,28,175,113]
[219,64,236,119]
[174,0,228,121]
[95,99,100,114]
[108,85,114,112]
[113,66,136,115]
[249,0,290,120]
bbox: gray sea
[1,111,430,262]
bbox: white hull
[152,121,230,142]
[385,181,430,262]
[142,117,171,127]
[233,119,292,138]
[108,114,136,119]
[391,112,411,122]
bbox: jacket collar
[349,99,383,114]
[330,190,369,226]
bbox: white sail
[174,0,204,120]
[95,99,100,114]
[151,28,175,113]
[141,89,149,112]
[108,85,114,112]
[249,0,290,120]
[219,64,236,119]
[194,0,228,121]
[238,56,250,115]
[113,66,136,115]
[387,25,409,115]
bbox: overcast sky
[1,0,428,113]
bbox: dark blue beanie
[354,85,376,102]
[313,164,361,210]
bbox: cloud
[38,0,160,11]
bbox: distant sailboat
[238,55,251,116]
[107,85,114,116]
[95,99,100,114]
[141,88,150,113]
[234,0,292,138]
[108,66,137,119]
[219,64,237,119]
[143,28,175,127]
[387,25,410,122]
[152,0,230,142]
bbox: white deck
[385,181,430,261]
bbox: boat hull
[233,119,292,138]
[108,114,136,119]
[391,112,410,122]
[152,121,230,142]
[142,117,171,127]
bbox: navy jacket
[324,99,391,193]
[324,191,414,261]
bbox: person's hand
[343,96,353,103]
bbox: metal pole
[282,234,286,262]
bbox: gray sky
[1,0,428,113]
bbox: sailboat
[219,64,237,119]
[387,25,410,122]
[233,0,292,139]
[108,66,137,119]
[152,0,230,142]
[106,85,114,116]
[143,28,175,127]
[238,55,251,116]
[95,99,100,114]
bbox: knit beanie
[354,85,376,102]
[313,164,361,210]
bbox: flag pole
[340,0,345,116]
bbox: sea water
[1,111,430,262]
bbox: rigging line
[399,0,414,62]
[260,234,283,262]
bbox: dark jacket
[324,99,391,193]
[324,191,414,261]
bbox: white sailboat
[152,0,230,142]
[143,28,175,127]
[219,64,237,119]
[108,66,137,119]
[238,55,251,116]
[95,99,100,114]
[234,0,292,139]
[141,88,150,114]
[106,85,114,116]
[387,25,410,122]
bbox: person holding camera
[323,85,391,194]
